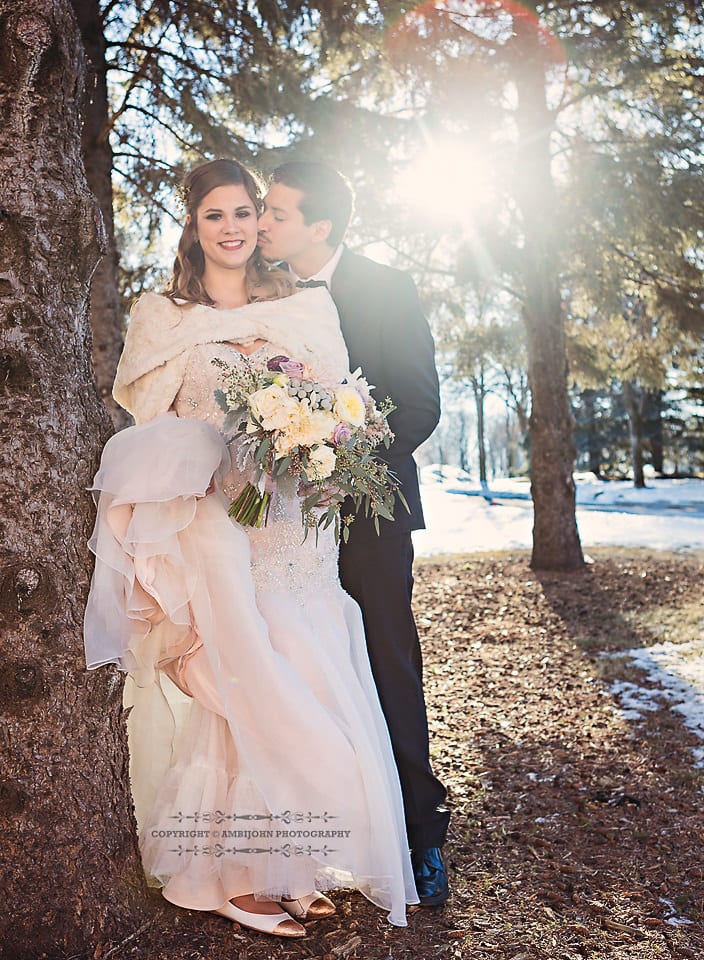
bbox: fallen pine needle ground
[110,548,704,960]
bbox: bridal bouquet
[212,355,406,542]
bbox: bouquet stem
[228,481,272,528]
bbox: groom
[258,161,450,905]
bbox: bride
[83,158,418,938]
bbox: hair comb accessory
[175,180,191,212]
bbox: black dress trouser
[338,531,450,850]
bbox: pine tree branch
[113,165,181,224]
[445,8,503,52]
[610,243,699,292]
[372,238,456,278]
[115,103,204,155]
[107,6,179,133]
[107,40,244,83]
[112,148,178,172]
[122,0,171,47]
[100,0,121,23]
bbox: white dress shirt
[291,244,345,287]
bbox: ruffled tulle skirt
[84,413,417,925]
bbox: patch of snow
[608,679,663,718]
[610,641,704,763]
[659,897,695,926]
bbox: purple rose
[332,422,352,445]
[279,359,306,378]
[266,355,290,372]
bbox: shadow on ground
[98,549,704,960]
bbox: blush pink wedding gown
[85,338,417,926]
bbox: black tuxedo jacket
[330,249,440,542]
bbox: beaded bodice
[173,341,339,601]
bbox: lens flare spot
[395,137,496,230]
[386,1,566,68]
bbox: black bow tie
[296,279,328,289]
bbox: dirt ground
[104,548,704,960]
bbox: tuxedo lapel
[330,250,378,368]
[329,247,356,304]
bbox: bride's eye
[236,209,253,219]
[204,213,222,220]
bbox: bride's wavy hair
[164,159,294,305]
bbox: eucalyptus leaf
[254,437,271,462]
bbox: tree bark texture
[0,2,146,955]
[623,380,646,488]
[71,0,129,428]
[512,7,584,571]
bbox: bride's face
[193,184,259,272]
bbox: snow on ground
[610,641,704,768]
[413,466,704,777]
[574,475,704,508]
[413,467,704,557]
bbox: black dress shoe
[411,846,450,906]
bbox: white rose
[288,403,336,448]
[268,399,300,432]
[285,403,312,449]
[306,408,337,444]
[334,385,365,427]
[274,431,297,456]
[250,384,297,431]
[307,444,337,480]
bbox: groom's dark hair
[271,161,354,246]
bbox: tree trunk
[71,0,129,428]
[473,373,488,484]
[505,400,515,476]
[623,380,647,488]
[458,408,471,473]
[512,7,583,571]
[647,388,664,475]
[0,2,146,954]
[582,389,603,478]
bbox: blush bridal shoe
[212,899,306,937]
[280,891,337,921]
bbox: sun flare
[395,140,495,229]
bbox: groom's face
[258,183,321,266]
